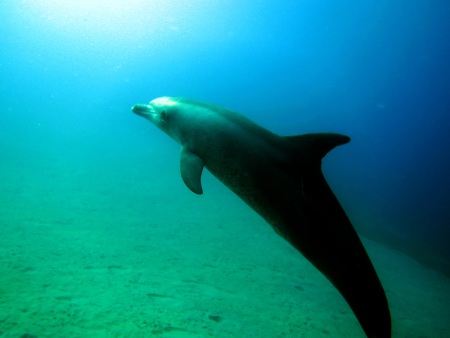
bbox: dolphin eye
[161,111,166,121]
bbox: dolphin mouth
[131,104,154,118]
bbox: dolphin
[132,97,391,338]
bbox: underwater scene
[1,1,449,337]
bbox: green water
[1,146,449,337]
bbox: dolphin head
[132,97,181,141]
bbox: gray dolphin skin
[132,97,391,338]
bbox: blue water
[1,1,450,337]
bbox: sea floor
[1,150,449,338]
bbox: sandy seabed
[0,152,449,338]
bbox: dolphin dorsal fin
[285,133,350,161]
[180,146,205,194]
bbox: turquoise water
[1,1,449,337]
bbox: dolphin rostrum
[132,97,391,337]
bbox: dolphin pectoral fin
[180,146,205,195]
